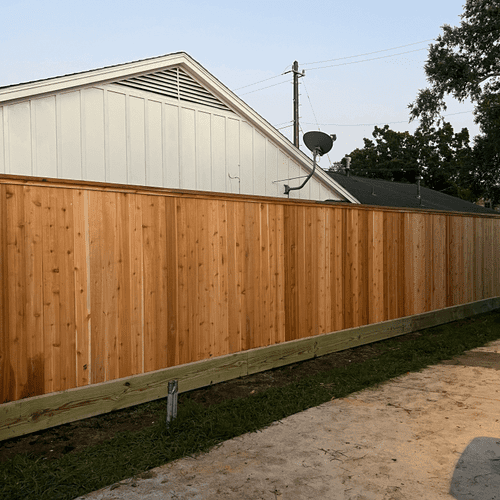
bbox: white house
[0,52,357,202]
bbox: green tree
[415,122,474,199]
[339,125,420,183]
[408,0,499,205]
[471,133,500,206]
[408,0,500,131]
[333,123,474,200]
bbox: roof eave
[0,52,190,104]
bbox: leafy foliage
[472,133,500,206]
[408,0,500,130]
[341,126,420,184]
[408,0,499,205]
[332,123,476,201]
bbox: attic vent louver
[115,67,231,111]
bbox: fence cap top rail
[1,173,499,219]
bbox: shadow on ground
[450,436,500,499]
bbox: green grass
[2,310,500,500]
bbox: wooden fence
[1,175,500,408]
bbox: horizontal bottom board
[1,297,499,441]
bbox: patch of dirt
[0,331,425,464]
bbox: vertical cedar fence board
[1,297,500,442]
[1,175,500,439]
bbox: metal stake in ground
[166,380,178,426]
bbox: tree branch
[477,73,500,85]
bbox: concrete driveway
[78,341,500,500]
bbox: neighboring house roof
[0,52,358,203]
[327,172,498,215]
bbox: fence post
[166,380,178,427]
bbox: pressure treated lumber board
[0,352,247,441]
[1,297,499,441]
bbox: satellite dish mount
[284,131,336,196]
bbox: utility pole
[291,61,305,148]
[293,61,299,148]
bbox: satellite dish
[284,130,337,196]
[303,131,336,156]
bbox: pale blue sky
[1,0,477,165]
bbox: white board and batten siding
[0,82,341,201]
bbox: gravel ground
[77,341,500,500]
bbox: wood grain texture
[0,176,499,407]
[12,186,28,401]
[0,185,10,402]
[369,211,384,324]
[164,197,179,367]
[332,208,344,331]
[430,215,447,311]
[226,201,241,354]
[88,190,104,384]
[3,296,499,442]
[284,204,297,342]
[72,189,90,388]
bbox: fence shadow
[450,436,500,499]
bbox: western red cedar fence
[1,175,499,438]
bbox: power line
[238,80,289,96]
[237,48,427,96]
[435,110,474,117]
[305,47,428,71]
[300,39,434,67]
[234,73,286,91]
[302,120,410,127]
[302,80,320,130]
[236,39,433,93]
[300,80,336,168]
[301,110,474,128]
[274,120,294,128]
